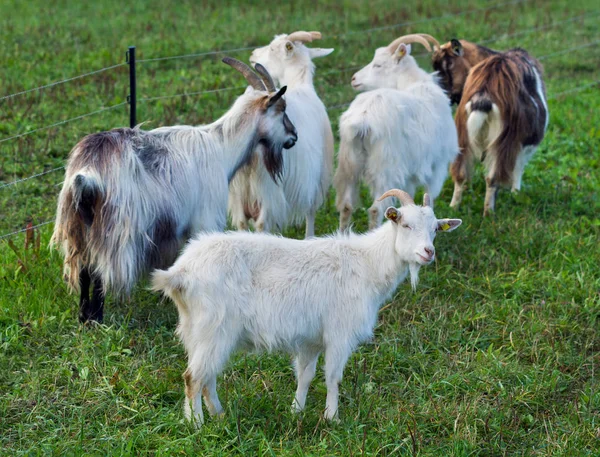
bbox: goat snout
[417,246,435,264]
[351,75,361,89]
[284,129,298,149]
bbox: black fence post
[126,46,137,128]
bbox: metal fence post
[126,46,137,128]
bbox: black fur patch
[471,98,493,113]
[146,214,179,269]
[259,138,285,184]
[74,174,97,226]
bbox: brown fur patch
[69,128,135,173]
[183,368,198,399]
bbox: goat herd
[50,31,548,425]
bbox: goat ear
[385,207,401,223]
[450,39,463,57]
[267,86,287,108]
[308,48,334,59]
[285,41,294,54]
[436,218,462,232]
[395,43,411,61]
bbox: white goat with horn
[51,58,297,323]
[228,31,334,237]
[333,34,459,230]
[151,189,461,425]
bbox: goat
[228,31,334,237]
[51,58,297,323]
[449,48,548,215]
[151,189,462,425]
[333,35,459,231]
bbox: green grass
[1,0,599,455]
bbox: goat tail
[151,268,189,315]
[465,95,502,157]
[50,170,105,292]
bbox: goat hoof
[324,411,340,422]
[291,403,303,414]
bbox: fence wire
[0,63,126,103]
[0,220,55,241]
[0,166,65,191]
[0,102,127,144]
[1,76,598,240]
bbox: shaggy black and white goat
[51,58,297,323]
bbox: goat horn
[418,33,441,51]
[222,57,266,91]
[253,63,277,92]
[377,189,415,206]
[287,31,322,43]
[423,193,431,207]
[387,34,432,53]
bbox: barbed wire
[0,220,54,241]
[0,102,127,144]
[137,46,256,64]
[138,86,246,103]
[0,166,65,190]
[0,63,126,103]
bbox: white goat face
[250,34,333,85]
[384,204,461,266]
[351,43,413,91]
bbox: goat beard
[409,263,421,291]
[259,139,285,184]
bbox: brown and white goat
[418,34,549,215]
[451,49,548,215]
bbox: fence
[1,0,599,241]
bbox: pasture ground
[1,0,599,455]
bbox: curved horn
[377,189,415,206]
[254,63,277,92]
[387,34,432,53]
[287,30,322,43]
[418,33,441,51]
[423,193,431,207]
[222,57,265,91]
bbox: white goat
[51,58,297,323]
[228,31,334,237]
[333,34,459,230]
[151,189,461,425]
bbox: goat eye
[373,64,381,69]
[401,224,411,230]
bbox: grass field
[1,0,599,455]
